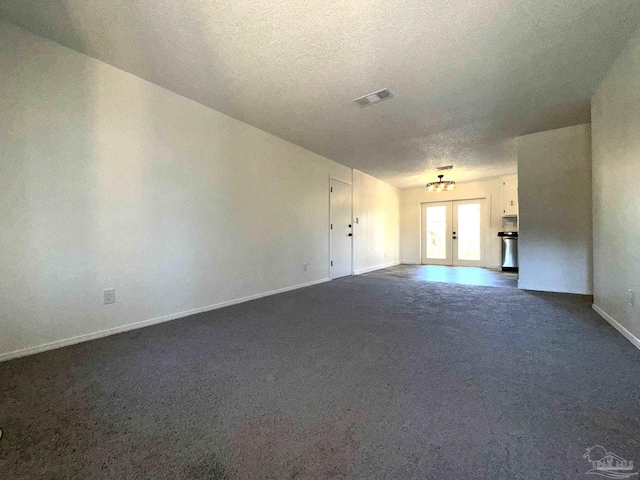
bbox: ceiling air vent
[353,88,393,108]
[437,165,454,171]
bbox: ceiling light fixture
[426,174,456,192]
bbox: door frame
[329,176,353,278]
[420,197,488,267]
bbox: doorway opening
[421,199,487,267]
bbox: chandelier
[426,174,456,192]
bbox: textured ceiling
[2,1,640,188]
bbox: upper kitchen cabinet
[501,175,518,216]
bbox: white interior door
[421,202,453,265]
[330,179,352,279]
[421,199,486,267]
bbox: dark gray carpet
[1,273,639,479]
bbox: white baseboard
[353,261,401,275]
[0,278,330,363]
[592,304,640,351]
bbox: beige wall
[0,22,398,360]
[400,175,516,268]
[353,170,400,274]
[517,124,592,294]
[592,27,640,345]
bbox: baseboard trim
[0,278,331,363]
[592,304,640,351]
[353,261,401,275]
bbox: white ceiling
[2,0,639,188]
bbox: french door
[421,199,487,267]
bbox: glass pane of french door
[457,203,482,260]
[426,205,447,260]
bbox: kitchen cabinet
[502,177,518,216]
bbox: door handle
[453,236,457,239]
[348,233,353,236]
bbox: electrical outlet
[103,289,115,304]
[629,289,635,306]
[303,263,307,272]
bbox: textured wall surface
[517,124,592,294]
[0,23,395,359]
[592,27,640,342]
[353,169,400,274]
